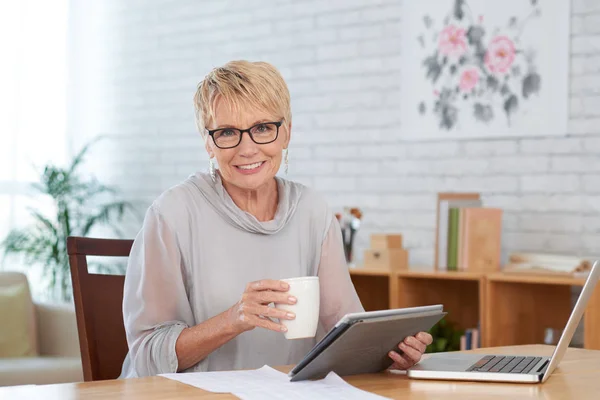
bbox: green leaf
[504,94,519,124]
[466,26,485,46]
[61,203,72,238]
[453,0,465,20]
[31,182,47,195]
[27,209,58,235]
[474,103,494,123]
[67,136,102,175]
[423,53,443,83]
[436,338,448,352]
[522,72,541,99]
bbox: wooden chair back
[67,236,133,381]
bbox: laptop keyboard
[466,355,543,374]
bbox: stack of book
[434,192,503,272]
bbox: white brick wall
[68,0,600,266]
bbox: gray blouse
[119,172,364,378]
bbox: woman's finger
[388,350,412,370]
[246,304,295,320]
[252,290,297,306]
[399,351,420,369]
[403,336,426,354]
[246,279,290,292]
[250,315,288,333]
[398,341,423,364]
[416,331,433,345]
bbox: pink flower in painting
[485,36,516,74]
[459,68,479,92]
[438,25,467,57]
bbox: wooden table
[2,345,599,399]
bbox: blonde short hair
[193,60,291,138]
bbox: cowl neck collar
[187,171,302,235]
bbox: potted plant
[1,138,137,302]
[426,318,464,353]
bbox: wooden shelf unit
[348,267,600,350]
[349,268,396,313]
[485,272,600,351]
[349,268,487,346]
[396,269,486,347]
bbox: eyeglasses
[206,121,283,149]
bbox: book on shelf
[460,327,481,350]
[435,193,482,270]
[447,208,460,270]
[435,192,503,272]
[504,252,594,277]
[460,207,503,272]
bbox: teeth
[238,162,263,170]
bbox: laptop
[407,260,600,383]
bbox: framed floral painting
[400,0,570,140]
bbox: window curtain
[0,0,68,299]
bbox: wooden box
[364,248,408,271]
[370,234,403,249]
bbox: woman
[120,60,432,378]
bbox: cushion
[0,357,83,386]
[0,283,35,358]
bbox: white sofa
[0,272,84,386]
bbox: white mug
[276,276,320,339]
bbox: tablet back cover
[290,311,446,381]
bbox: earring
[284,148,289,175]
[209,158,216,182]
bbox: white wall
[68,0,600,265]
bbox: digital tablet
[288,305,446,381]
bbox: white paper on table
[160,365,391,400]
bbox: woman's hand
[388,332,433,370]
[229,279,297,334]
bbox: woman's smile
[235,160,266,174]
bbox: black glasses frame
[206,121,283,149]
